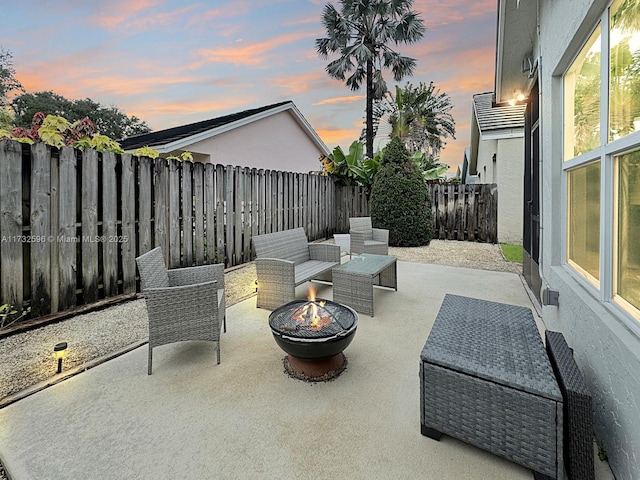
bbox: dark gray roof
[120,101,292,150]
[473,92,525,133]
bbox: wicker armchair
[136,247,226,375]
[349,217,389,256]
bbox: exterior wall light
[54,342,68,374]
[508,91,527,106]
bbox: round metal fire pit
[268,299,358,381]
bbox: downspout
[535,0,548,310]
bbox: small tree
[316,0,425,159]
[0,47,24,107]
[369,137,434,246]
[11,91,151,139]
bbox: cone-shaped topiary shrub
[369,137,434,246]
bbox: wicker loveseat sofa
[252,227,341,310]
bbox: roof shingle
[119,101,292,150]
[473,92,525,133]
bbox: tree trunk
[366,59,374,159]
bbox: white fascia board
[480,128,524,141]
[287,103,331,156]
[154,102,330,156]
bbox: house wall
[475,137,497,184]
[184,111,324,173]
[496,137,524,245]
[536,0,640,478]
[475,136,524,244]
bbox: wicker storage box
[420,294,564,480]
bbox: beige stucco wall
[175,111,325,173]
[474,135,524,244]
[475,137,497,184]
[496,138,524,245]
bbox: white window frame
[562,2,640,328]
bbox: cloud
[269,70,331,94]
[92,0,163,31]
[315,127,359,148]
[192,31,315,67]
[125,96,260,130]
[413,0,496,27]
[313,95,365,106]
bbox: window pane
[610,0,640,142]
[567,162,600,281]
[616,149,640,311]
[564,26,602,160]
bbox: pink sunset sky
[1,0,497,170]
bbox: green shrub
[369,138,434,246]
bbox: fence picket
[243,167,251,263]
[203,164,215,263]
[0,140,24,312]
[30,143,52,316]
[121,154,137,293]
[213,165,224,265]
[138,157,153,256]
[168,161,181,268]
[102,151,119,296]
[181,161,193,266]
[154,160,168,263]
[58,147,77,310]
[193,163,205,266]
[81,149,99,304]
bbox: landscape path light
[54,342,68,374]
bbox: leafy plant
[320,140,380,192]
[166,151,194,162]
[410,150,449,181]
[369,137,434,246]
[132,146,159,159]
[3,112,125,153]
[0,303,31,329]
[86,135,124,154]
[37,114,69,147]
[596,438,608,462]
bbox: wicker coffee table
[332,253,397,316]
[420,294,564,480]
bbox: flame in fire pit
[290,287,332,331]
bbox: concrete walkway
[0,262,613,480]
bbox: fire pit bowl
[268,298,358,381]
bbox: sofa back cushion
[252,227,310,265]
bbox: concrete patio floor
[0,261,614,480]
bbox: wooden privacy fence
[0,140,368,321]
[429,183,497,243]
[0,139,496,324]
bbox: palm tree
[316,0,425,159]
[377,81,456,158]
